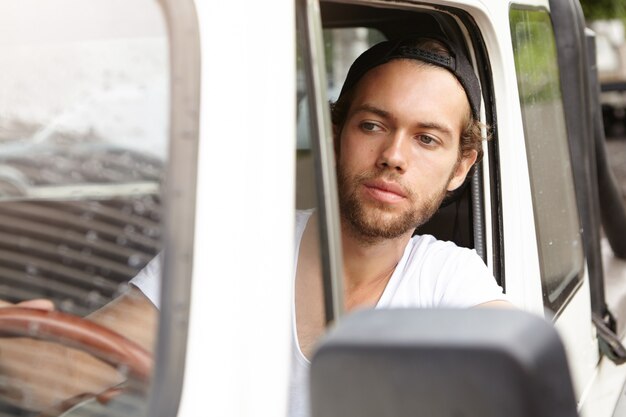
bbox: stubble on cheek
[336,166,448,243]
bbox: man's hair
[331,37,486,166]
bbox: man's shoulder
[408,234,475,257]
[404,233,486,273]
[380,234,501,309]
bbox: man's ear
[447,149,478,192]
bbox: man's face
[336,59,477,242]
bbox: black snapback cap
[338,34,482,119]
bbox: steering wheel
[0,307,153,416]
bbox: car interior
[296,0,502,283]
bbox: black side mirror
[310,308,578,417]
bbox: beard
[337,165,450,243]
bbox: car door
[313,0,605,414]
[179,0,622,416]
[508,3,600,410]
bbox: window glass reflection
[510,7,584,313]
[0,0,168,415]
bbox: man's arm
[0,287,156,411]
[88,286,157,352]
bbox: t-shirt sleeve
[433,246,509,308]
[129,252,162,309]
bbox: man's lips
[362,179,408,203]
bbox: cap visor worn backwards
[339,35,482,119]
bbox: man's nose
[376,133,408,172]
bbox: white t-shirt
[131,209,508,417]
[130,252,161,308]
[287,210,507,417]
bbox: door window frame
[146,1,201,416]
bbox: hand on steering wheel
[0,307,152,416]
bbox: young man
[295,35,508,353]
[287,35,510,417]
[0,35,509,413]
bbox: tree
[580,0,626,20]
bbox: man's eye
[360,122,380,132]
[418,135,436,145]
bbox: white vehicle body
[178,1,625,416]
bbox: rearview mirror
[310,308,578,417]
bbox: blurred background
[582,0,626,206]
